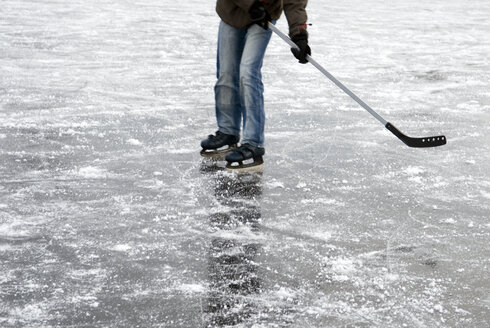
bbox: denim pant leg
[214,21,245,137]
[239,24,272,148]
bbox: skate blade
[225,156,264,173]
[226,163,264,173]
[200,145,236,160]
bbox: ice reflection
[205,173,263,327]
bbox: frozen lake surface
[1,0,489,327]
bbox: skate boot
[225,144,265,172]
[200,131,239,160]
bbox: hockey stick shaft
[269,24,447,148]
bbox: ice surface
[1,0,489,327]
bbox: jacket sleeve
[283,0,308,38]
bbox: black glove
[291,31,311,64]
[249,0,271,30]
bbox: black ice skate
[225,144,265,172]
[200,131,239,160]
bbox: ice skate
[225,144,265,172]
[200,131,239,160]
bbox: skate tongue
[200,144,237,160]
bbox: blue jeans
[214,21,273,148]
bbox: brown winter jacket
[216,0,308,38]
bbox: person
[201,0,311,171]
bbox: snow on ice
[1,0,489,327]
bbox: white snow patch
[0,133,6,139]
[403,166,425,183]
[166,148,195,154]
[441,218,456,224]
[70,294,99,304]
[136,179,164,190]
[9,304,45,321]
[408,176,424,184]
[454,307,472,315]
[305,229,333,241]
[296,182,307,189]
[111,244,131,252]
[0,222,32,239]
[266,131,296,139]
[0,244,14,252]
[480,190,490,199]
[385,273,399,282]
[127,138,142,146]
[265,180,285,189]
[275,287,296,300]
[70,268,106,279]
[163,123,186,131]
[433,304,444,313]
[23,281,41,290]
[0,270,14,283]
[64,128,77,135]
[153,171,163,176]
[374,171,396,180]
[403,166,425,176]
[179,283,206,294]
[328,257,359,282]
[76,166,108,179]
[301,198,345,207]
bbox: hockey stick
[269,24,447,148]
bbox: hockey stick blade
[385,122,446,148]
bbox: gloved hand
[291,31,311,64]
[249,0,271,30]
